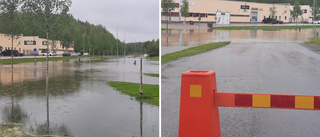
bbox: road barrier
[178,70,320,137]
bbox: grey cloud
[70,0,159,42]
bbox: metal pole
[117,27,118,58]
[124,33,126,57]
[313,0,316,40]
[140,58,143,96]
[83,33,85,54]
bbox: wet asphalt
[162,41,320,137]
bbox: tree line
[0,0,158,56]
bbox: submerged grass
[144,73,159,77]
[161,41,231,64]
[0,56,87,65]
[212,25,317,31]
[107,81,159,106]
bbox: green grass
[212,25,317,30]
[144,73,159,77]
[107,81,159,106]
[306,38,320,45]
[162,41,231,64]
[148,56,159,61]
[0,56,87,65]
[161,28,172,31]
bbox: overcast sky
[69,0,159,43]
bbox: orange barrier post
[179,70,320,137]
[179,71,221,137]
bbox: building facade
[0,34,74,55]
[162,0,312,23]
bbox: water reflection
[0,58,159,136]
[162,28,319,55]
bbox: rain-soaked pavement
[0,57,159,137]
[162,28,320,137]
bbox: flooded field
[162,28,319,55]
[0,57,159,136]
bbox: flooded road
[0,57,159,137]
[162,28,319,55]
[162,27,320,136]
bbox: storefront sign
[241,5,250,9]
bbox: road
[162,41,320,137]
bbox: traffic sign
[255,18,258,22]
[33,48,37,52]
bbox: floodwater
[0,57,159,137]
[162,28,319,55]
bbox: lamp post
[117,27,118,59]
[83,33,85,54]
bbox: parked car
[312,20,320,24]
[62,52,71,57]
[76,52,81,56]
[83,52,89,56]
[1,50,23,56]
[41,52,55,56]
[262,18,283,24]
[70,52,78,57]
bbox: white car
[312,20,320,24]
[41,52,55,56]
[70,52,78,57]
[83,52,89,56]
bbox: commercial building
[162,0,312,23]
[0,34,74,55]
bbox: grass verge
[148,56,159,61]
[0,56,87,65]
[107,81,159,106]
[162,41,231,64]
[212,25,317,31]
[161,28,172,31]
[306,38,320,45]
[144,73,159,77]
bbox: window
[275,16,277,19]
[285,16,287,20]
[303,9,307,13]
[175,3,179,8]
[279,16,281,20]
[19,48,21,52]
[230,14,249,17]
[189,13,193,17]
[196,13,200,17]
